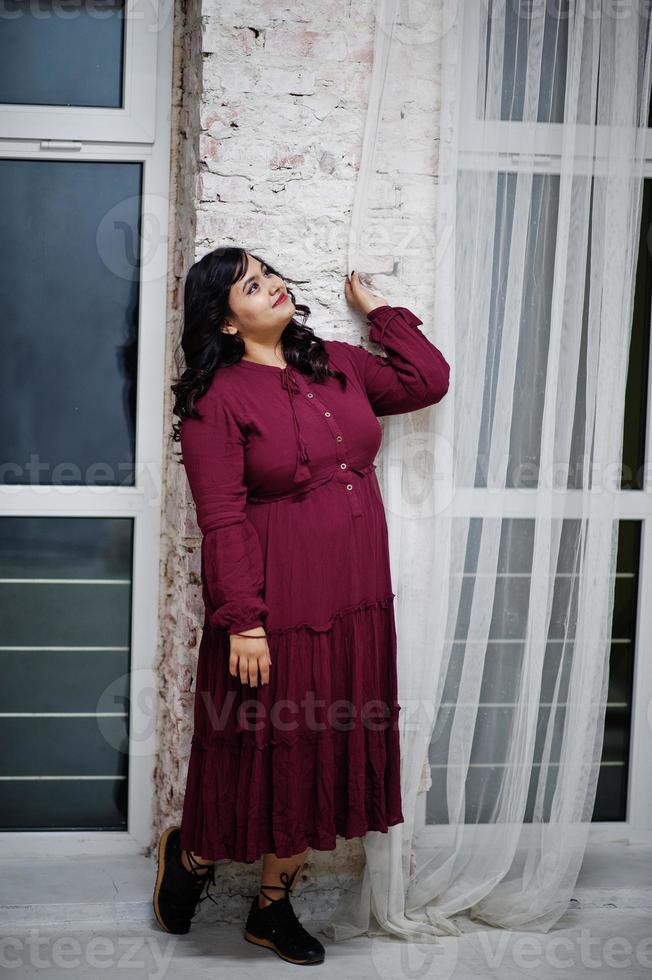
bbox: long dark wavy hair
[171,246,348,442]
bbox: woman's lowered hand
[229,629,272,687]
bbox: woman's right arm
[179,393,272,687]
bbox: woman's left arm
[335,304,451,416]
[362,304,450,415]
[340,272,451,416]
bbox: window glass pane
[0,0,125,108]
[426,518,639,824]
[482,0,569,124]
[0,516,133,830]
[621,179,651,490]
[593,520,640,821]
[461,167,648,491]
[460,170,561,489]
[481,1,651,126]
[0,159,142,486]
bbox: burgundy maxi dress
[178,304,450,863]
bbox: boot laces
[258,862,303,904]
[183,848,220,913]
[257,863,316,939]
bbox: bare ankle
[181,848,213,874]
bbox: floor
[1,844,650,979]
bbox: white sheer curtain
[322,0,652,941]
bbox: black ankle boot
[152,826,219,934]
[244,864,325,965]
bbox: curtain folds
[322,0,652,941]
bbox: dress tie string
[281,368,312,484]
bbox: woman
[152,247,450,964]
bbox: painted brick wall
[154,0,442,904]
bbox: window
[0,0,172,855]
[421,2,652,838]
[0,0,159,142]
[0,158,142,488]
[0,0,126,109]
[0,517,133,830]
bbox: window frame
[458,4,652,167]
[0,0,160,144]
[0,2,173,858]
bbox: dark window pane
[0,517,133,831]
[0,779,127,831]
[0,515,132,578]
[0,650,130,714]
[0,159,142,486]
[2,578,131,648]
[593,764,628,823]
[622,179,651,490]
[0,0,125,108]
[592,520,640,821]
[1,717,128,777]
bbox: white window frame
[0,1,173,858]
[415,2,652,850]
[458,4,652,168]
[0,0,162,144]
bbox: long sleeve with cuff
[180,394,269,636]
[347,304,450,416]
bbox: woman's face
[224,254,295,338]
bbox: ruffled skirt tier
[179,594,404,863]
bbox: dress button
[336,435,343,442]
[346,484,353,490]
[306,393,314,398]
[340,463,347,469]
[324,411,331,417]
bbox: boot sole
[244,930,325,965]
[153,825,186,934]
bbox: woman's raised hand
[229,631,272,687]
[344,270,389,317]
